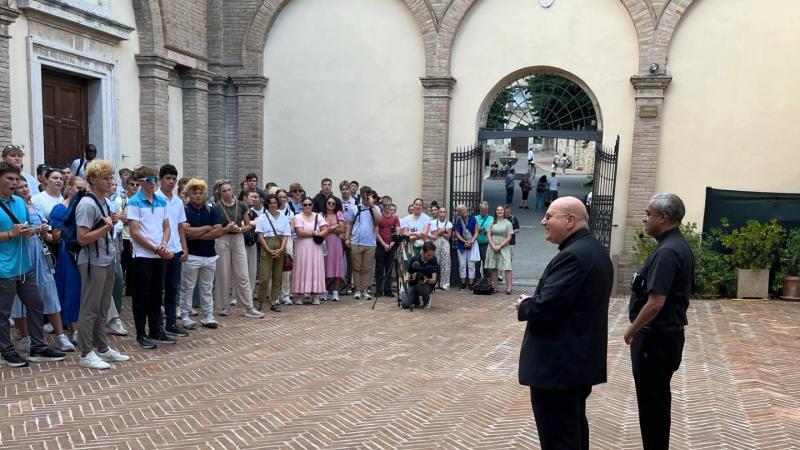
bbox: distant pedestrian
[519,170,532,209]
[504,169,515,204]
[548,172,559,206]
[535,175,548,210]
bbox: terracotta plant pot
[780,275,800,301]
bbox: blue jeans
[162,252,183,327]
[536,191,547,210]
[505,187,514,204]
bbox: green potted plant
[778,227,800,301]
[720,218,784,299]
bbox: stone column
[181,68,213,181]
[618,75,672,290]
[420,76,456,205]
[0,5,19,144]
[136,55,175,167]
[232,75,268,182]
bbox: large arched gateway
[449,69,619,250]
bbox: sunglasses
[292,190,301,193]
[138,176,158,184]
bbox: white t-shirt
[31,191,63,221]
[401,213,431,233]
[156,190,187,254]
[429,218,453,240]
[255,212,291,237]
[549,176,559,191]
[527,149,535,162]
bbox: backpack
[61,191,109,262]
[472,278,494,295]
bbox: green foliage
[633,230,657,264]
[633,223,734,298]
[773,227,800,292]
[779,228,800,276]
[719,218,784,271]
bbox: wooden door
[42,70,88,167]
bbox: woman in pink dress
[322,198,346,301]
[291,197,328,304]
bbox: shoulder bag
[312,213,325,245]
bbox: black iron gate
[588,135,619,252]
[448,143,484,217]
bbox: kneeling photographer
[402,241,439,310]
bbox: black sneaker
[0,351,29,367]
[136,336,157,349]
[28,348,66,362]
[164,324,189,337]
[150,333,176,345]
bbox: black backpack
[472,279,494,295]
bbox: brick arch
[241,0,438,75]
[131,0,166,56]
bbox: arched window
[485,73,598,131]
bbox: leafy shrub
[719,218,784,271]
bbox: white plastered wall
[8,0,140,173]
[167,85,184,176]
[262,0,425,205]
[659,0,800,228]
[449,0,639,257]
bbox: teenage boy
[345,188,380,300]
[0,162,65,367]
[312,178,342,213]
[75,160,130,369]
[180,179,223,329]
[2,145,38,192]
[244,173,268,201]
[127,165,174,349]
[157,164,190,337]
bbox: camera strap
[0,199,21,225]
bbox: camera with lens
[391,226,408,245]
[407,260,422,286]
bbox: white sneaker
[43,323,54,334]
[229,299,237,306]
[189,308,199,317]
[18,336,31,353]
[441,284,450,291]
[79,351,111,370]
[320,292,328,301]
[181,318,197,330]
[282,298,294,305]
[70,330,79,345]
[353,291,362,300]
[362,291,373,300]
[201,316,218,329]
[332,291,340,301]
[219,308,230,317]
[97,347,130,362]
[244,309,265,319]
[312,295,321,305]
[107,318,128,336]
[57,334,75,352]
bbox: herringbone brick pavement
[1,293,798,449]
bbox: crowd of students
[0,142,526,370]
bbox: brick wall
[181,69,212,181]
[137,55,175,168]
[0,5,18,146]
[162,0,208,60]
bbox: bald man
[515,196,613,450]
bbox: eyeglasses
[544,212,570,221]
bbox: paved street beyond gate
[1,293,798,449]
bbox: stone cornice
[231,75,269,97]
[18,0,133,44]
[0,5,20,37]
[181,68,214,91]
[630,74,672,91]
[136,55,176,80]
[420,76,456,90]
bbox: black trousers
[530,386,592,450]
[130,257,165,338]
[374,244,397,293]
[631,329,685,450]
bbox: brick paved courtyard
[1,293,798,449]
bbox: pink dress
[324,211,346,279]
[291,213,327,294]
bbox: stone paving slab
[1,293,798,449]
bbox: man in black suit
[516,196,613,450]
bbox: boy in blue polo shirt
[127,165,174,349]
[0,162,65,367]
